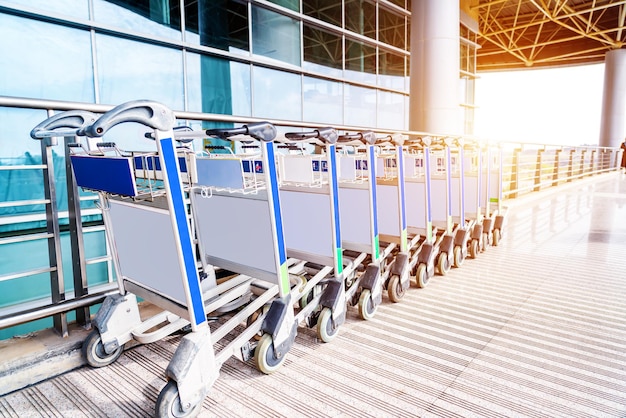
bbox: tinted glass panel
[96,34,184,111]
[1,0,88,18]
[93,0,181,39]
[345,0,375,39]
[184,0,248,52]
[187,53,251,117]
[267,0,299,11]
[303,76,343,124]
[252,6,301,66]
[379,8,405,50]
[345,84,376,127]
[345,39,376,84]
[253,66,301,120]
[377,90,404,129]
[303,24,343,77]
[0,15,94,103]
[303,0,341,26]
[378,49,405,90]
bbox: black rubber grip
[96,142,117,148]
[67,143,83,148]
[205,122,276,142]
[284,127,338,144]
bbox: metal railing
[0,95,622,338]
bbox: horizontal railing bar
[0,266,55,282]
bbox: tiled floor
[2,172,626,417]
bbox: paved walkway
[1,173,626,417]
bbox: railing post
[590,149,596,175]
[534,149,543,192]
[64,136,91,329]
[552,149,561,187]
[567,149,575,182]
[510,148,520,198]
[579,149,586,177]
[40,132,67,337]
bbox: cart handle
[337,131,376,145]
[205,122,276,142]
[376,133,404,146]
[80,100,175,137]
[30,110,98,140]
[144,126,195,143]
[284,127,338,144]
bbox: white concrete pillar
[599,49,626,147]
[409,0,461,135]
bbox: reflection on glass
[253,66,301,121]
[187,53,251,117]
[377,90,404,129]
[378,50,405,90]
[184,0,248,52]
[379,8,405,50]
[345,0,375,39]
[252,6,300,66]
[303,0,341,26]
[345,84,376,127]
[345,39,376,84]
[303,76,343,124]
[0,107,49,158]
[267,0,299,11]
[303,24,343,78]
[0,15,94,103]
[92,0,182,40]
[96,34,184,111]
[0,0,89,18]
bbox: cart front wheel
[415,264,429,288]
[469,239,479,259]
[437,253,450,276]
[387,274,405,303]
[254,333,286,374]
[83,329,123,368]
[358,289,377,320]
[453,246,464,268]
[156,380,203,418]
[317,307,339,343]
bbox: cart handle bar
[337,131,376,145]
[80,100,176,138]
[284,127,338,144]
[30,110,98,139]
[205,122,276,142]
[376,133,404,147]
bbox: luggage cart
[372,134,413,302]
[482,143,506,247]
[45,100,292,417]
[449,137,472,268]
[462,140,486,258]
[403,137,437,287]
[276,128,361,342]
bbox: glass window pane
[0,15,94,102]
[377,90,405,129]
[187,53,251,117]
[184,0,249,53]
[92,0,182,40]
[345,0,375,39]
[303,24,343,78]
[1,0,89,19]
[96,34,184,111]
[379,8,405,50]
[378,50,405,90]
[303,76,343,124]
[267,0,299,11]
[0,108,49,158]
[387,0,405,8]
[252,6,301,66]
[253,66,301,121]
[345,84,376,127]
[303,0,341,26]
[345,39,376,84]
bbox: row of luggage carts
[30,100,506,417]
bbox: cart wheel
[469,239,479,259]
[82,329,123,368]
[415,264,429,288]
[482,233,490,250]
[453,246,464,268]
[317,307,339,343]
[387,274,405,303]
[254,333,287,374]
[493,228,501,247]
[299,288,315,309]
[358,289,377,320]
[155,380,203,418]
[437,253,450,276]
